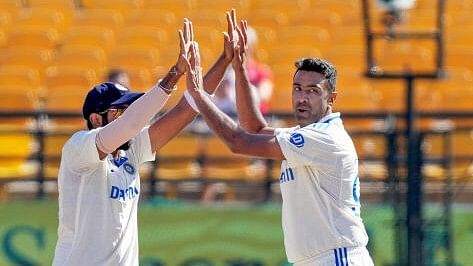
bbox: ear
[328,91,337,106]
[89,113,103,129]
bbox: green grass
[0,200,472,266]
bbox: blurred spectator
[107,68,130,88]
[246,26,274,114]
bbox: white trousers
[294,246,374,266]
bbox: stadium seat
[0,133,37,184]
[6,26,60,49]
[0,65,41,88]
[109,45,161,74]
[52,46,107,73]
[192,0,249,13]
[278,25,331,49]
[80,0,143,16]
[0,0,23,14]
[43,86,89,112]
[118,66,155,91]
[250,0,310,18]
[247,10,288,28]
[0,48,54,76]
[45,65,98,89]
[43,133,72,179]
[0,10,12,30]
[189,9,226,28]
[125,9,177,31]
[290,10,342,28]
[61,26,115,52]
[0,84,40,130]
[116,26,169,49]
[15,8,69,33]
[72,9,124,32]
[27,0,76,10]
[142,0,192,18]
[446,48,473,70]
[267,46,321,66]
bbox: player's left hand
[176,18,194,75]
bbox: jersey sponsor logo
[123,162,135,175]
[289,133,305,148]
[110,185,139,201]
[280,167,295,183]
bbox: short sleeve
[129,127,155,165]
[63,129,102,173]
[275,126,338,168]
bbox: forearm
[192,90,244,148]
[202,54,231,94]
[234,65,268,133]
[96,66,182,154]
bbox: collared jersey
[274,113,369,264]
[52,127,154,266]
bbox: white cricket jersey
[274,112,369,264]
[52,127,154,266]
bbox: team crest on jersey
[123,162,135,175]
[290,133,305,148]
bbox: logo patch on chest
[290,133,305,148]
[123,162,135,175]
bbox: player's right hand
[222,9,239,63]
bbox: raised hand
[222,9,239,63]
[232,20,249,69]
[186,42,204,94]
[176,18,194,75]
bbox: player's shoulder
[65,129,99,151]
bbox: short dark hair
[294,58,337,92]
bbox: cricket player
[52,13,241,265]
[183,20,375,265]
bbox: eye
[294,86,302,91]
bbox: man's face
[292,70,336,127]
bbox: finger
[194,41,201,68]
[178,30,185,53]
[236,26,245,48]
[239,21,247,47]
[183,18,189,43]
[223,32,230,42]
[226,12,234,41]
[231,9,237,29]
[189,20,194,41]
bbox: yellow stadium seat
[270,64,295,112]
[44,86,89,112]
[192,0,249,12]
[327,47,365,69]
[0,85,39,112]
[28,0,76,10]
[0,48,54,75]
[142,0,192,18]
[125,9,177,31]
[61,26,115,52]
[0,0,23,14]
[309,0,360,14]
[6,26,60,49]
[0,133,37,180]
[251,0,310,18]
[116,26,168,48]
[331,27,364,49]
[109,45,162,74]
[15,8,69,33]
[247,10,288,28]
[45,65,98,88]
[0,10,12,29]
[267,45,321,66]
[189,9,226,28]
[44,133,72,179]
[201,136,264,182]
[278,25,331,48]
[52,46,107,71]
[80,0,143,16]
[446,48,473,70]
[0,29,5,47]
[72,9,124,32]
[0,65,41,87]
[118,66,155,91]
[290,10,342,28]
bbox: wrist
[220,53,233,65]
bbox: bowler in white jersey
[184,21,374,265]
[52,15,241,265]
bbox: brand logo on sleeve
[280,167,295,183]
[289,133,305,148]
